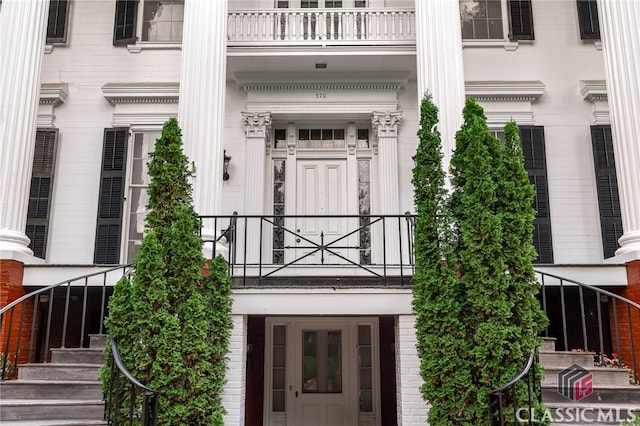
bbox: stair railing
[104,339,159,426]
[489,351,538,425]
[536,269,640,383]
[0,264,132,379]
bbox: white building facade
[1,0,640,425]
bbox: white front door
[295,160,349,264]
[294,322,350,426]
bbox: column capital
[242,112,272,139]
[372,111,403,137]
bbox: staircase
[540,337,640,425]
[0,334,107,426]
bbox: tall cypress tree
[413,98,548,424]
[412,95,470,425]
[102,118,233,425]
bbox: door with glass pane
[293,322,350,426]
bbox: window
[460,0,534,41]
[46,0,70,44]
[577,0,600,40]
[27,129,58,259]
[298,128,345,149]
[272,159,286,264]
[113,0,184,45]
[591,126,622,258]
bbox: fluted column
[372,111,402,264]
[178,0,228,257]
[0,0,49,258]
[598,0,640,258]
[242,112,271,264]
[415,0,465,175]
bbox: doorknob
[295,391,299,398]
[296,229,301,232]
[296,238,301,243]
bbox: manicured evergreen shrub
[412,97,548,425]
[102,118,232,425]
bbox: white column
[414,0,465,175]
[242,112,271,264]
[597,0,640,259]
[222,314,247,426]
[372,111,402,264]
[178,0,228,257]
[395,315,429,426]
[0,0,49,259]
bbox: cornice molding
[465,81,545,102]
[580,80,607,102]
[39,83,68,105]
[102,82,180,104]
[241,82,402,92]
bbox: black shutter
[520,126,553,263]
[26,129,59,259]
[46,0,70,43]
[577,0,600,40]
[94,128,128,264]
[508,0,535,41]
[591,126,622,258]
[113,0,138,45]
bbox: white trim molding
[37,83,68,127]
[580,80,609,124]
[101,83,179,127]
[465,80,546,126]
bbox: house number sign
[315,92,328,99]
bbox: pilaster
[372,111,402,263]
[242,112,272,264]
[0,0,50,258]
[178,0,228,258]
[414,0,465,176]
[598,0,640,259]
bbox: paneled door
[293,322,351,426]
[295,160,349,264]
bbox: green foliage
[102,118,233,425]
[412,97,548,425]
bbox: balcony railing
[227,8,416,45]
[202,214,415,286]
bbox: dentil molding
[465,81,546,126]
[102,82,180,104]
[580,80,609,124]
[37,83,68,127]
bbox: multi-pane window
[298,128,345,149]
[460,0,535,41]
[141,0,184,42]
[126,132,159,262]
[273,160,286,264]
[46,0,71,44]
[358,325,373,413]
[577,0,600,40]
[271,325,287,412]
[358,159,371,265]
[460,0,504,40]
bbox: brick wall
[615,260,640,378]
[222,314,247,426]
[395,315,429,425]
[0,260,35,371]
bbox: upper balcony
[227,8,416,47]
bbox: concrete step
[18,363,101,381]
[541,337,557,352]
[543,384,640,405]
[540,351,596,368]
[0,380,102,400]
[0,399,104,422]
[88,334,107,350]
[0,421,107,426]
[50,348,104,364]
[545,402,639,425]
[543,366,632,387]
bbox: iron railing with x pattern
[200,213,416,286]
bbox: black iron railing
[537,270,640,383]
[0,265,131,380]
[201,213,416,286]
[104,339,159,426]
[489,352,539,425]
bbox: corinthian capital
[372,111,403,137]
[242,112,272,138]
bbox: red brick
[613,261,640,377]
